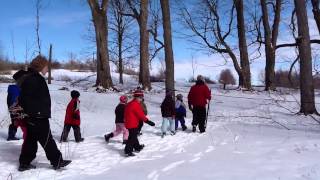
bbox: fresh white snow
[0,70,320,180]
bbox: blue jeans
[161,117,175,134]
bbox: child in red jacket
[124,90,155,156]
[60,90,84,143]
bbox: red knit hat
[133,89,144,97]
[120,95,128,103]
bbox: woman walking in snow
[160,91,176,138]
[60,90,84,143]
[18,55,71,171]
[104,95,129,144]
[188,75,211,133]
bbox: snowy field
[0,70,320,180]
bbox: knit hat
[197,75,205,82]
[176,94,183,100]
[133,89,144,97]
[30,55,48,72]
[71,90,80,98]
[120,95,128,103]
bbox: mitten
[145,120,155,126]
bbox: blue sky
[0,0,319,83]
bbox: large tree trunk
[295,0,317,114]
[311,0,320,34]
[260,0,276,90]
[88,0,113,88]
[235,0,251,89]
[139,0,151,90]
[160,0,175,94]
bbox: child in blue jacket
[175,94,187,131]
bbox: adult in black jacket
[18,55,71,171]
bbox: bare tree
[294,0,317,114]
[179,0,251,89]
[124,0,151,90]
[88,0,113,88]
[160,0,175,94]
[109,0,137,84]
[219,69,236,90]
[259,0,282,90]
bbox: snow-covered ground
[0,70,320,180]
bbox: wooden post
[48,44,52,84]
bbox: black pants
[7,114,17,139]
[19,118,62,166]
[192,106,207,132]
[124,128,141,154]
[138,121,143,134]
[60,124,82,142]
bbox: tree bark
[160,0,175,95]
[48,44,52,84]
[139,0,151,90]
[260,0,281,91]
[294,0,317,114]
[88,0,113,88]
[235,0,251,89]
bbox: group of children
[7,78,187,156]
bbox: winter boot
[125,152,135,157]
[76,138,84,143]
[161,133,166,138]
[170,131,176,135]
[104,133,113,142]
[182,125,187,131]
[18,164,36,171]
[134,144,145,152]
[122,140,128,145]
[192,125,196,132]
[53,160,72,170]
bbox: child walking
[175,94,187,131]
[7,70,28,141]
[104,95,129,144]
[60,90,84,143]
[160,91,176,138]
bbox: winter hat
[119,95,128,103]
[133,89,144,98]
[197,75,205,82]
[30,55,48,72]
[71,90,80,99]
[13,70,27,81]
[176,94,183,100]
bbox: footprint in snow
[205,146,215,153]
[162,160,185,172]
[148,170,159,180]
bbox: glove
[145,120,155,126]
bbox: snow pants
[175,118,186,130]
[7,114,18,140]
[112,123,129,140]
[124,128,142,154]
[192,106,207,132]
[60,124,82,142]
[161,117,175,134]
[19,118,62,166]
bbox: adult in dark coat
[18,55,71,171]
[188,75,211,133]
